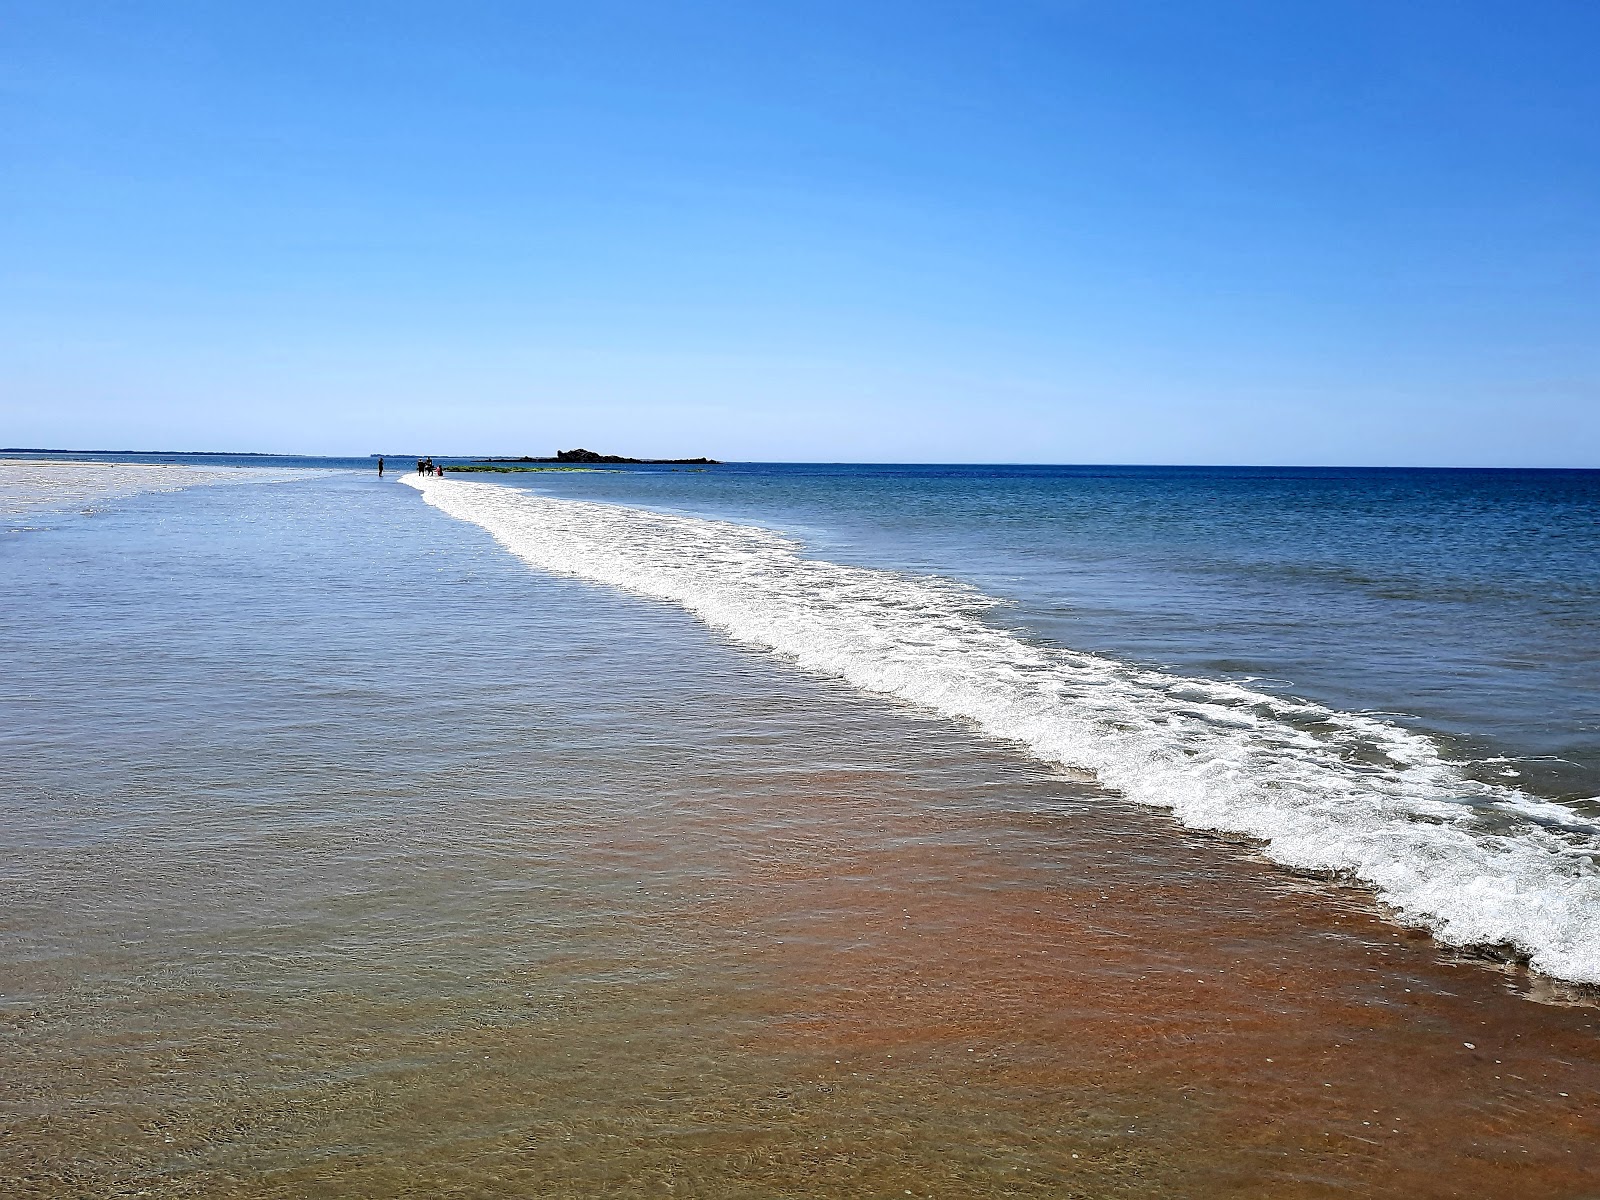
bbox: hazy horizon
[12,447,1600,471]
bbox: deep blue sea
[499,461,1600,805]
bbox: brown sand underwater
[8,737,1598,1198]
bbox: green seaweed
[443,465,619,473]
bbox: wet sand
[0,459,246,516]
[0,459,324,527]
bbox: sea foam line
[404,475,1600,983]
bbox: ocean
[4,453,1598,1197]
[415,462,1600,974]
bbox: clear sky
[3,1,1597,464]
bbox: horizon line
[4,448,1598,471]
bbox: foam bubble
[405,475,1600,983]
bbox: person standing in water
[377,456,384,477]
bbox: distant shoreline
[1,447,284,456]
[6,450,1597,471]
[478,448,721,465]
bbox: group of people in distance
[374,456,446,477]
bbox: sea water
[407,464,1600,982]
[473,463,1600,798]
[5,458,1600,1197]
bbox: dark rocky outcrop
[482,448,721,465]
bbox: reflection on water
[2,472,1598,1198]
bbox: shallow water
[3,468,1599,1197]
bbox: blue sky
[3,1,1597,463]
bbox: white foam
[404,475,1600,983]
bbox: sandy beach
[0,458,299,518]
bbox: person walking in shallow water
[377,456,384,477]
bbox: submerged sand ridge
[12,746,1595,1197]
[0,458,306,517]
[711,779,1600,1197]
